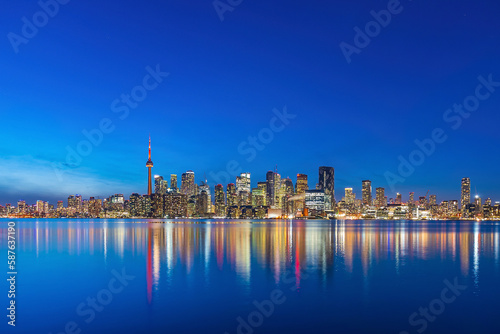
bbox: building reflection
[12,219,500,302]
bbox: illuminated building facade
[226,183,237,207]
[375,187,385,208]
[362,180,372,206]
[214,184,225,217]
[319,166,335,208]
[170,174,178,192]
[155,175,167,195]
[295,174,308,195]
[305,190,326,216]
[461,177,471,212]
[181,171,196,197]
[236,173,251,194]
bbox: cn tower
[146,136,153,195]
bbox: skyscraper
[409,192,415,207]
[362,180,372,206]
[181,171,195,197]
[258,182,268,206]
[154,175,167,195]
[170,174,178,192]
[236,173,251,194]
[214,184,225,217]
[146,136,154,196]
[396,193,402,205]
[318,166,335,206]
[461,177,471,211]
[375,187,385,208]
[273,172,281,208]
[429,194,437,206]
[226,183,237,207]
[198,180,212,205]
[252,182,268,207]
[266,171,275,206]
[344,188,354,205]
[295,174,308,194]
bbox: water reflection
[10,219,500,300]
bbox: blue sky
[1,0,500,205]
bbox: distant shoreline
[0,217,497,222]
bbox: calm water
[1,219,499,334]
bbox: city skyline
[0,136,496,207]
[2,136,498,221]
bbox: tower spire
[146,135,154,196]
[148,135,151,160]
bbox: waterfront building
[362,180,372,206]
[181,170,196,197]
[461,177,471,212]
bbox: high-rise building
[257,182,268,206]
[17,200,26,214]
[198,180,212,205]
[89,197,102,218]
[319,166,335,207]
[461,177,471,211]
[429,194,437,206]
[196,191,209,216]
[273,173,281,208]
[375,187,385,208]
[362,180,372,206]
[475,195,482,209]
[409,192,415,207]
[395,193,402,205]
[214,184,225,217]
[170,174,178,192]
[164,193,187,218]
[146,136,154,196]
[152,193,164,217]
[36,200,45,214]
[67,195,82,212]
[236,173,251,194]
[238,190,251,206]
[344,188,355,205]
[142,195,152,217]
[154,175,167,195]
[305,190,326,215]
[449,200,459,215]
[266,171,275,206]
[295,174,308,194]
[226,183,237,207]
[252,185,266,207]
[283,178,294,196]
[129,193,142,217]
[181,171,196,197]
